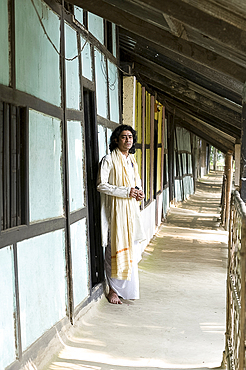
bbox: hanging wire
[99,54,118,91]
[30,0,133,77]
[30,0,88,61]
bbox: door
[83,89,104,287]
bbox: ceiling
[68,0,246,153]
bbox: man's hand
[136,190,145,201]
[129,188,145,201]
[129,187,138,199]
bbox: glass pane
[88,13,104,44]
[81,35,92,81]
[94,48,108,118]
[112,23,117,57]
[108,60,119,123]
[74,6,83,24]
[98,125,107,161]
[65,23,80,110]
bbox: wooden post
[225,151,233,231]
[234,143,241,189]
[214,148,217,171]
[150,96,155,202]
[200,140,207,177]
[168,112,175,203]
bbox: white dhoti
[105,240,141,300]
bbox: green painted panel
[29,109,63,222]
[65,23,80,110]
[67,120,85,211]
[0,246,15,369]
[15,0,61,106]
[0,0,9,86]
[18,230,66,351]
[71,219,89,307]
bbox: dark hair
[109,125,137,154]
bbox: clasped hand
[129,187,145,201]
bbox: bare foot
[107,289,122,304]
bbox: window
[105,21,113,54]
[0,102,27,230]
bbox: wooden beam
[120,31,243,100]
[69,0,246,84]
[130,0,246,56]
[131,60,241,123]
[174,112,234,151]
[175,118,232,154]
[137,75,241,139]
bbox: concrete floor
[41,172,228,370]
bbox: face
[116,130,133,154]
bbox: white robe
[97,152,145,299]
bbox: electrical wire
[30,0,88,61]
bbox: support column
[234,142,241,189]
[200,140,207,177]
[225,151,233,231]
[214,148,217,171]
[122,76,136,128]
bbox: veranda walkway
[40,171,228,370]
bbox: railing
[221,174,226,226]
[217,165,225,171]
[226,190,246,369]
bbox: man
[97,125,146,304]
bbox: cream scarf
[110,148,139,280]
